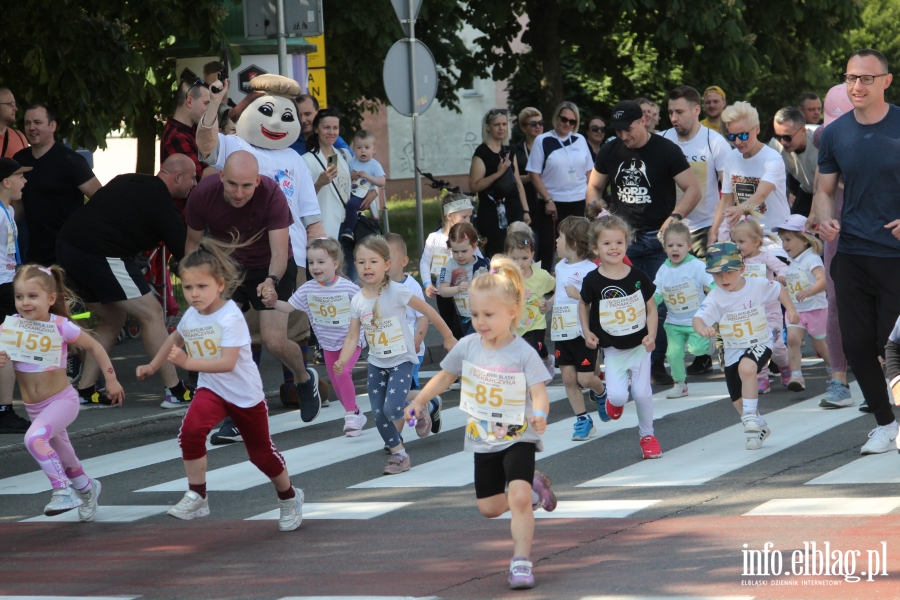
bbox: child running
[694,242,800,450]
[505,229,556,377]
[334,236,456,475]
[730,209,791,394]
[137,239,304,531]
[264,238,367,436]
[406,255,556,590]
[774,215,835,397]
[652,220,715,398]
[545,216,608,440]
[580,214,661,458]
[0,265,123,519]
[439,222,490,336]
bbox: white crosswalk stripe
[494,500,660,519]
[805,451,900,485]
[743,497,900,516]
[248,502,412,521]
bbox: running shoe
[787,373,805,392]
[667,382,689,399]
[383,453,411,475]
[819,380,854,408]
[685,354,713,375]
[383,435,404,454]
[314,348,326,365]
[80,388,115,407]
[343,411,367,437]
[571,414,596,441]
[295,368,322,423]
[650,360,674,385]
[508,557,535,590]
[44,487,82,516]
[532,471,557,512]
[66,352,83,384]
[73,479,101,523]
[746,424,771,450]
[167,491,210,520]
[758,379,771,395]
[210,418,243,445]
[277,487,304,532]
[0,408,30,433]
[430,395,443,434]
[414,405,432,438]
[640,435,662,459]
[160,381,194,409]
[780,366,792,387]
[860,422,899,455]
[605,398,624,420]
[741,413,761,433]
[592,389,610,422]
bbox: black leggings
[831,252,900,426]
[436,294,464,341]
[554,199,586,222]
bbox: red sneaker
[640,435,662,459]
[605,398,623,420]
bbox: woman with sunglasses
[585,117,608,163]
[512,107,554,269]
[709,101,790,253]
[468,108,530,257]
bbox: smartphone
[327,154,338,169]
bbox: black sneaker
[314,348,326,365]
[66,353,83,384]
[384,435,404,454]
[295,368,322,423]
[0,408,30,434]
[650,360,674,385]
[685,355,713,375]
[340,231,355,243]
[430,395,442,434]
[210,418,243,445]
[78,387,115,407]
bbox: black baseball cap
[0,158,31,181]
[609,101,644,130]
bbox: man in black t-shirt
[13,103,101,265]
[587,101,702,384]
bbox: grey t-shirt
[350,280,418,368]
[440,335,552,453]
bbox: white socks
[742,398,758,415]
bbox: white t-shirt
[350,280,419,368]
[553,258,597,337]
[652,256,714,326]
[658,126,730,230]
[695,278,782,366]
[721,145,791,236]
[0,203,17,284]
[787,247,828,312]
[209,134,320,265]
[525,132,594,203]
[401,274,426,357]
[420,230,449,288]
[176,300,264,408]
[303,148,352,240]
[349,157,386,210]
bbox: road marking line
[743,497,900,516]
[278,596,438,600]
[579,596,755,600]
[494,500,660,519]
[0,597,141,600]
[248,502,412,521]
[805,450,900,485]
[21,505,169,523]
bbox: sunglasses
[590,125,605,133]
[558,116,577,126]
[486,108,509,123]
[188,77,209,89]
[527,120,544,128]
[771,128,802,143]
[725,131,751,142]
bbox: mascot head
[231,74,302,150]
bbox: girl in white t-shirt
[138,239,304,532]
[264,238,367,437]
[439,222,490,336]
[774,215,831,394]
[334,236,456,475]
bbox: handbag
[312,151,382,243]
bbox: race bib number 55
[182,323,223,359]
[0,316,63,366]
[662,280,700,313]
[460,361,526,426]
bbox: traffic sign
[237,64,269,94]
[391,0,424,37]
[383,39,437,116]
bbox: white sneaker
[44,487,83,516]
[542,353,556,379]
[167,490,210,520]
[278,487,304,532]
[73,479,101,522]
[746,424,771,450]
[741,413,761,433]
[666,382,689,399]
[860,422,899,455]
[343,411,367,437]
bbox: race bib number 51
[460,361,526,426]
[0,316,63,366]
[719,306,768,349]
[182,323,223,359]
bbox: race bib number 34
[0,316,63,366]
[364,316,407,358]
[719,306,768,349]
[307,292,351,326]
[598,290,646,336]
[182,323,222,360]
[785,270,809,302]
[550,303,580,341]
[662,280,700,313]
[460,361,526,426]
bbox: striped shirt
[288,276,365,351]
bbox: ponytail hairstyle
[584,200,609,221]
[441,192,475,229]
[662,219,692,247]
[179,237,245,298]
[306,237,346,277]
[506,221,533,236]
[13,264,77,320]
[504,230,535,255]
[730,205,770,249]
[447,222,484,249]
[354,235,393,326]
[589,212,634,248]
[558,216,595,260]
[306,107,341,155]
[470,255,525,332]
[780,228,824,255]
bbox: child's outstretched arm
[643,299,657,352]
[408,296,457,351]
[74,332,124,405]
[137,330,182,381]
[778,286,801,325]
[407,370,459,421]
[271,300,297,315]
[414,315,428,354]
[796,266,826,302]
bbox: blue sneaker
[819,379,853,408]
[571,414,596,441]
[592,389,610,422]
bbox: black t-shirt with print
[594,134,691,234]
[580,266,656,350]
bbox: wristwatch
[670,213,683,220]
[266,274,280,287]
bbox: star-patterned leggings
[368,362,415,448]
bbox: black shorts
[232,258,297,311]
[0,282,14,317]
[474,442,536,499]
[724,345,773,400]
[555,337,597,372]
[56,240,151,304]
[521,329,548,359]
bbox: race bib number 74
[0,316,63,366]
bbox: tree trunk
[525,0,564,120]
[133,94,158,175]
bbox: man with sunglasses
[161,78,213,186]
[768,106,817,217]
[812,48,900,455]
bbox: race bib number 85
[460,361,526,426]
[0,316,63,366]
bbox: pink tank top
[12,314,82,373]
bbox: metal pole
[409,0,425,256]
[275,0,288,75]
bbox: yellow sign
[308,67,327,108]
[306,34,326,69]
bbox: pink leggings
[24,386,89,490]
[324,347,362,412]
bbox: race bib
[430,247,451,277]
[0,316,63,367]
[598,290,646,336]
[550,303,580,341]
[785,270,809,302]
[719,305,768,349]
[6,221,16,257]
[743,264,767,278]
[454,292,471,318]
[364,316,407,359]
[661,280,700,313]
[307,292,351,326]
[459,361,526,426]
[182,323,223,360]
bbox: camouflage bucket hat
[706,242,744,273]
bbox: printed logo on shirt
[615,159,652,204]
[274,168,295,198]
[730,175,767,213]
[600,285,629,299]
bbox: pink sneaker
[780,367,792,387]
[508,556,535,589]
[343,411,367,437]
[532,470,557,512]
[758,379,771,394]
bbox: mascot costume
[197,75,330,406]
